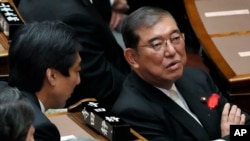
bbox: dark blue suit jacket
[0,81,8,90]
[112,67,250,141]
[0,81,60,140]
[22,91,60,141]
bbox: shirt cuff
[110,0,115,6]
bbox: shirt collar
[155,84,178,97]
[38,99,46,113]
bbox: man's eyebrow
[148,36,162,43]
[147,29,181,43]
[145,29,180,44]
[171,29,181,34]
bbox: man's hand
[109,10,124,29]
[112,0,129,13]
[220,103,246,137]
[110,0,129,29]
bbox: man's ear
[124,48,139,69]
[46,68,57,86]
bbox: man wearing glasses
[112,6,250,141]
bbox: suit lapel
[151,89,210,141]
[175,72,221,138]
[131,72,210,141]
[21,90,41,110]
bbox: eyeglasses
[138,32,184,52]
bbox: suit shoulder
[33,111,60,141]
[178,66,212,84]
[183,66,208,74]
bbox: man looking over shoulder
[17,0,131,109]
[112,6,250,141]
[8,21,82,141]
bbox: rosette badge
[207,93,220,109]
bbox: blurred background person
[92,0,129,29]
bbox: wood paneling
[184,0,250,112]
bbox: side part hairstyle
[121,6,175,49]
[8,21,82,93]
[0,87,35,141]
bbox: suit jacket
[112,67,250,141]
[92,0,112,23]
[0,81,8,90]
[17,0,131,109]
[22,91,60,141]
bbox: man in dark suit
[17,0,131,109]
[111,7,250,141]
[8,21,82,141]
